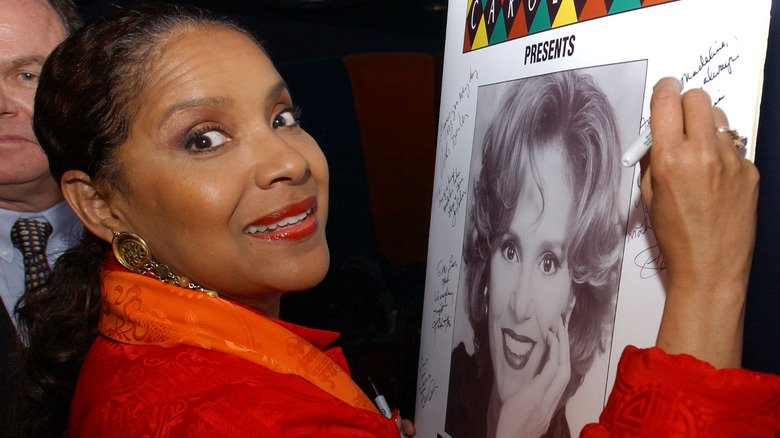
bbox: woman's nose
[510,265,534,317]
[252,131,310,189]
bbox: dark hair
[9,5,259,436]
[45,0,83,36]
[463,71,623,406]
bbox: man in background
[0,0,82,408]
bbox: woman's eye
[18,72,37,82]
[186,129,230,151]
[272,107,300,129]
[539,252,561,274]
[500,241,519,263]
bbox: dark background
[70,0,780,413]
[72,0,448,64]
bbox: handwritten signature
[633,243,666,279]
[417,358,439,409]
[627,192,652,242]
[439,67,478,176]
[435,168,467,227]
[431,287,454,335]
[431,256,457,341]
[436,255,458,286]
[679,39,739,107]
[639,116,650,132]
[680,40,728,86]
[703,54,739,86]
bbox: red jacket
[581,346,780,437]
[68,327,399,437]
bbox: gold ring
[716,126,747,150]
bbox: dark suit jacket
[0,299,18,415]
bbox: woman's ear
[60,170,126,243]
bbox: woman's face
[487,146,574,403]
[105,28,329,315]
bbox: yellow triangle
[552,0,578,28]
[471,14,489,49]
[466,0,473,15]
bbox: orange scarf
[98,257,378,413]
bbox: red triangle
[508,0,529,39]
[579,0,608,20]
[464,22,473,52]
[641,0,673,5]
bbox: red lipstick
[245,197,318,241]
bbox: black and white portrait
[445,61,646,438]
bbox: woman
[9,4,414,437]
[446,71,624,438]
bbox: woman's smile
[502,328,536,370]
[245,197,318,241]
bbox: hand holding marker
[621,124,746,167]
[368,377,405,438]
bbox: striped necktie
[10,217,53,291]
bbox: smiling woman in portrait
[7,5,414,437]
[445,71,624,438]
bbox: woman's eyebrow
[156,80,289,131]
[542,238,567,256]
[157,96,233,130]
[267,79,290,103]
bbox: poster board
[415,1,772,437]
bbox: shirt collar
[0,201,81,263]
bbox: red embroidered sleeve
[581,346,780,437]
[68,338,399,437]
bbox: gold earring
[110,230,218,298]
[112,231,152,272]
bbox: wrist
[656,279,747,369]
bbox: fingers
[399,419,416,437]
[548,318,571,404]
[649,77,684,160]
[643,78,748,214]
[535,319,571,412]
[711,106,729,128]
[639,153,654,211]
[558,315,570,377]
[680,88,717,149]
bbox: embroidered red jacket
[581,346,780,437]
[68,331,399,437]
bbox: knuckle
[682,88,712,106]
[651,86,680,105]
[747,163,760,186]
[712,107,729,125]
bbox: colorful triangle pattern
[463,0,677,52]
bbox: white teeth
[505,334,533,357]
[245,208,311,234]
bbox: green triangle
[489,12,508,45]
[608,0,641,13]
[528,0,552,33]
